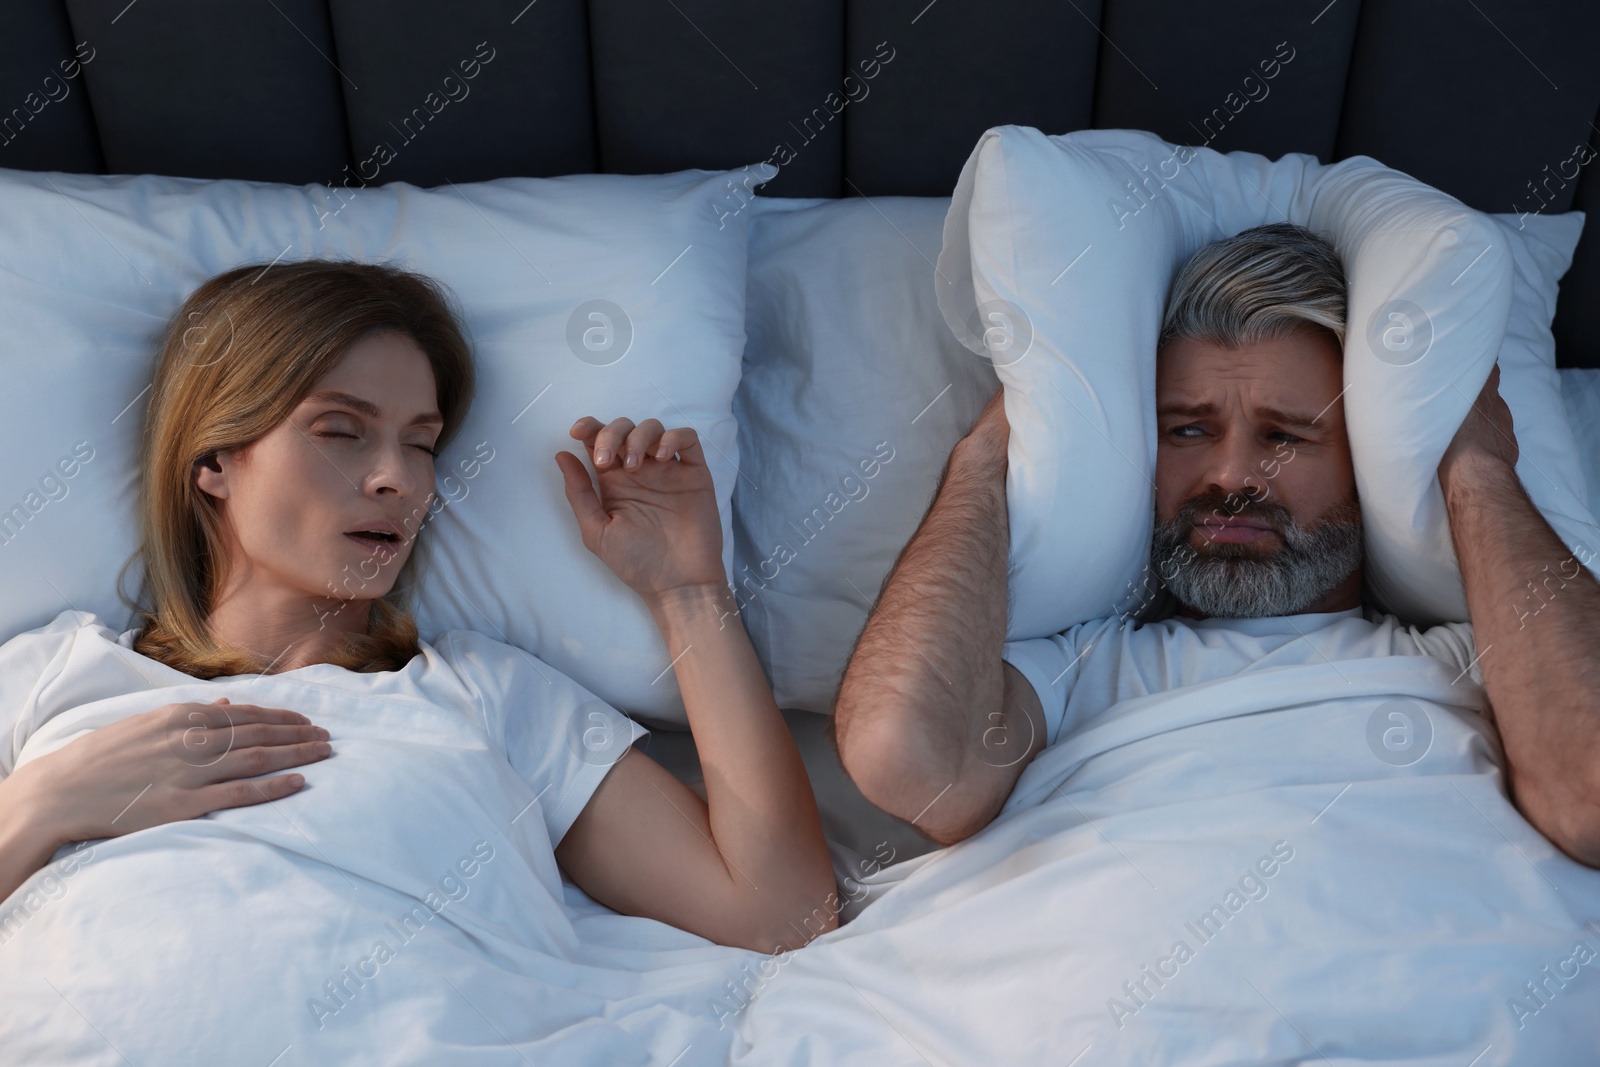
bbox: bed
[3,1,1600,1063]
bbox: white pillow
[936,126,1596,636]
[1560,368,1600,515]
[735,196,998,713]
[733,191,1597,713]
[1482,211,1597,581]
[0,163,772,724]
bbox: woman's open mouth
[345,530,400,557]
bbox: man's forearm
[1443,451,1600,865]
[833,433,1022,842]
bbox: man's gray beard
[1150,496,1364,619]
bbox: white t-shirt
[0,606,652,982]
[0,611,787,1065]
[1002,603,1484,749]
[0,609,646,852]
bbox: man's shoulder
[1359,602,1475,638]
[1356,603,1482,682]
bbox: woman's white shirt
[0,608,647,957]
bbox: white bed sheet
[7,620,1600,1064]
[730,647,1600,1064]
[7,413,1600,1064]
[0,619,753,1066]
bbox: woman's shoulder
[0,610,130,772]
[425,627,643,735]
[424,628,628,723]
[424,627,553,673]
[0,608,136,684]
[0,608,122,650]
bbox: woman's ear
[193,452,228,500]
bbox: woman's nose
[366,441,421,497]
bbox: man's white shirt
[1002,603,1484,749]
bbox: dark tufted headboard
[4,0,1598,365]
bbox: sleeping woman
[0,261,835,1060]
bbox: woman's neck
[205,582,373,674]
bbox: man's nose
[1199,430,1270,503]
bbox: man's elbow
[1511,767,1600,870]
[1540,814,1600,871]
[835,710,923,823]
[837,726,997,847]
[834,678,921,807]
[834,707,971,832]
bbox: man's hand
[964,385,1010,464]
[1439,363,1517,490]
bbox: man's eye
[1270,432,1302,443]
[1169,425,1203,438]
[409,444,438,456]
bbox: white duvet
[0,614,751,1066]
[4,614,1599,1065]
[730,651,1600,1065]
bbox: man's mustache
[1173,494,1290,535]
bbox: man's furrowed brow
[1157,399,1331,431]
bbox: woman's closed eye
[316,430,437,456]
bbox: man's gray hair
[1159,222,1347,349]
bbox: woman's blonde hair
[119,260,475,678]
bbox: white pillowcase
[732,191,1596,714]
[1560,368,1600,514]
[1484,211,1597,577]
[936,126,1596,636]
[0,163,772,724]
[735,196,998,713]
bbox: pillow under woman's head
[131,260,474,679]
[937,126,1596,637]
[0,162,770,723]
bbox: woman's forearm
[645,583,836,935]
[0,769,68,904]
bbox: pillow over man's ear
[938,126,1595,637]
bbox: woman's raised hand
[556,416,725,607]
[12,697,330,848]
